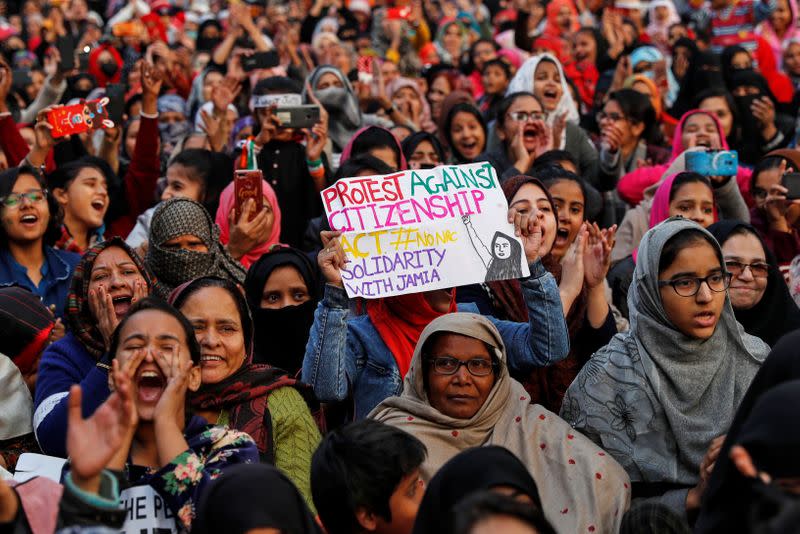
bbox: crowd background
[1,0,800,532]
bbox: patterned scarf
[65,237,159,359]
[190,364,299,462]
[145,198,246,298]
[54,224,104,255]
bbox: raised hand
[304,81,329,162]
[319,230,347,287]
[153,346,191,430]
[212,77,242,113]
[199,108,226,152]
[227,199,273,261]
[140,60,164,97]
[583,223,615,289]
[508,206,544,264]
[89,285,120,351]
[560,223,587,309]
[255,106,281,147]
[67,376,136,492]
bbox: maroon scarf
[190,364,298,462]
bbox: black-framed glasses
[507,111,548,123]
[596,111,627,123]
[725,260,769,278]
[0,189,48,208]
[428,356,496,376]
[658,272,732,297]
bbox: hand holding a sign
[319,230,347,288]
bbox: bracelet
[96,362,111,371]
[139,110,158,119]
[306,158,322,167]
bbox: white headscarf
[506,53,580,127]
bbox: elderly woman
[171,277,321,509]
[33,238,157,457]
[145,198,246,298]
[371,313,630,533]
[562,218,769,521]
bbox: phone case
[47,98,115,138]
[234,170,264,222]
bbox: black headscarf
[243,247,319,375]
[707,221,800,347]
[412,446,543,534]
[193,463,322,534]
[401,131,446,168]
[670,48,724,118]
[696,378,800,533]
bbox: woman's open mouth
[136,368,166,403]
[693,311,717,328]
[19,213,38,228]
[554,227,570,247]
[200,354,225,368]
[459,140,479,155]
[91,198,106,212]
[111,295,133,317]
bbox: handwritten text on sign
[321,162,529,298]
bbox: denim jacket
[0,247,79,318]
[302,260,570,418]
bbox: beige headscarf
[369,313,630,533]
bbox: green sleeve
[269,387,322,514]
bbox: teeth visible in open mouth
[201,355,223,362]
[112,296,131,303]
[140,370,159,378]
[21,215,37,223]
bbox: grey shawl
[561,218,768,485]
[145,198,246,298]
[302,65,362,153]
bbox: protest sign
[119,485,178,533]
[321,162,529,298]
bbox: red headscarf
[544,0,579,37]
[215,179,283,269]
[366,292,457,378]
[88,44,123,88]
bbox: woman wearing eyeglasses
[562,217,769,522]
[370,312,631,534]
[596,89,669,192]
[708,221,800,346]
[476,92,555,182]
[0,166,79,318]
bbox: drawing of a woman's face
[494,235,512,259]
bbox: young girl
[105,297,259,531]
[478,59,512,121]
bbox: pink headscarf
[758,0,800,67]
[649,173,717,228]
[670,109,730,160]
[385,77,437,133]
[215,179,282,269]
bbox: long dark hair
[443,103,487,163]
[0,166,61,248]
[486,231,523,281]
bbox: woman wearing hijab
[244,246,319,375]
[146,198,246,297]
[304,65,362,154]
[371,313,630,533]
[412,446,549,534]
[708,221,800,346]
[562,218,769,520]
[505,54,599,186]
[696,330,800,531]
[304,195,569,419]
[215,177,283,269]
[758,0,800,66]
[385,77,436,133]
[695,381,800,532]
[541,0,580,64]
[402,131,446,170]
[171,277,321,509]
[434,20,469,66]
[646,0,681,54]
[193,463,322,534]
[629,46,680,108]
[339,125,407,170]
[33,238,157,457]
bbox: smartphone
[234,169,264,222]
[11,69,31,89]
[56,34,76,72]
[783,173,800,200]
[357,56,374,84]
[48,98,114,138]
[77,51,90,72]
[387,6,411,19]
[105,83,126,125]
[275,105,320,129]
[684,150,739,177]
[242,51,279,72]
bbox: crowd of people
[2,0,800,532]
